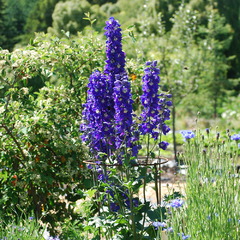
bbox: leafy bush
[0,22,106,235]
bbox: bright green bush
[0,26,106,235]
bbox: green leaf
[88,216,104,228]
[91,236,100,240]
[21,127,28,134]
[2,69,6,77]
[84,179,92,189]
[85,189,96,198]
[30,38,33,45]
[46,177,54,184]
[0,86,4,89]
[127,25,135,29]
[65,31,70,38]
[150,152,155,159]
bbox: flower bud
[206,128,209,134]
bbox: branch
[1,123,26,160]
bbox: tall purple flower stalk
[81,70,115,158]
[113,73,133,148]
[104,17,126,90]
[113,73,140,157]
[139,61,171,147]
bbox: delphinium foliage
[81,17,172,240]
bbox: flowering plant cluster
[81,17,172,165]
[80,17,172,240]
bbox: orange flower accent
[35,156,40,162]
[80,164,84,169]
[61,156,66,163]
[130,73,136,81]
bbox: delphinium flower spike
[113,73,140,158]
[104,17,126,89]
[139,61,171,148]
[81,70,115,159]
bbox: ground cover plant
[153,124,240,240]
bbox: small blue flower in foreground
[178,232,191,239]
[152,221,166,230]
[181,131,195,141]
[47,237,60,240]
[170,199,184,208]
[165,227,173,233]
[231,134,240,141]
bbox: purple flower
[98,173,108,181]
[170,199,184,208]
[181,131,195,141]
[178,233,191,239]
[110,202,120,212]
[113,73,137,153]
[152,221,166,230]
[81,70,115,159]
[87,164,93,169]
[139,61,171,142]
[231,134,240,141]
[104,17,126,89]
[159,141,169,150]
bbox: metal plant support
[83,156,168,205]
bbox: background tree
[47,0,92,36]
[188,5,233,118]
[0,0,7,47]
[24,0,63,39]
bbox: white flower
[0,106,5,114]
[22,87,29,95]
[0,60,6,67]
